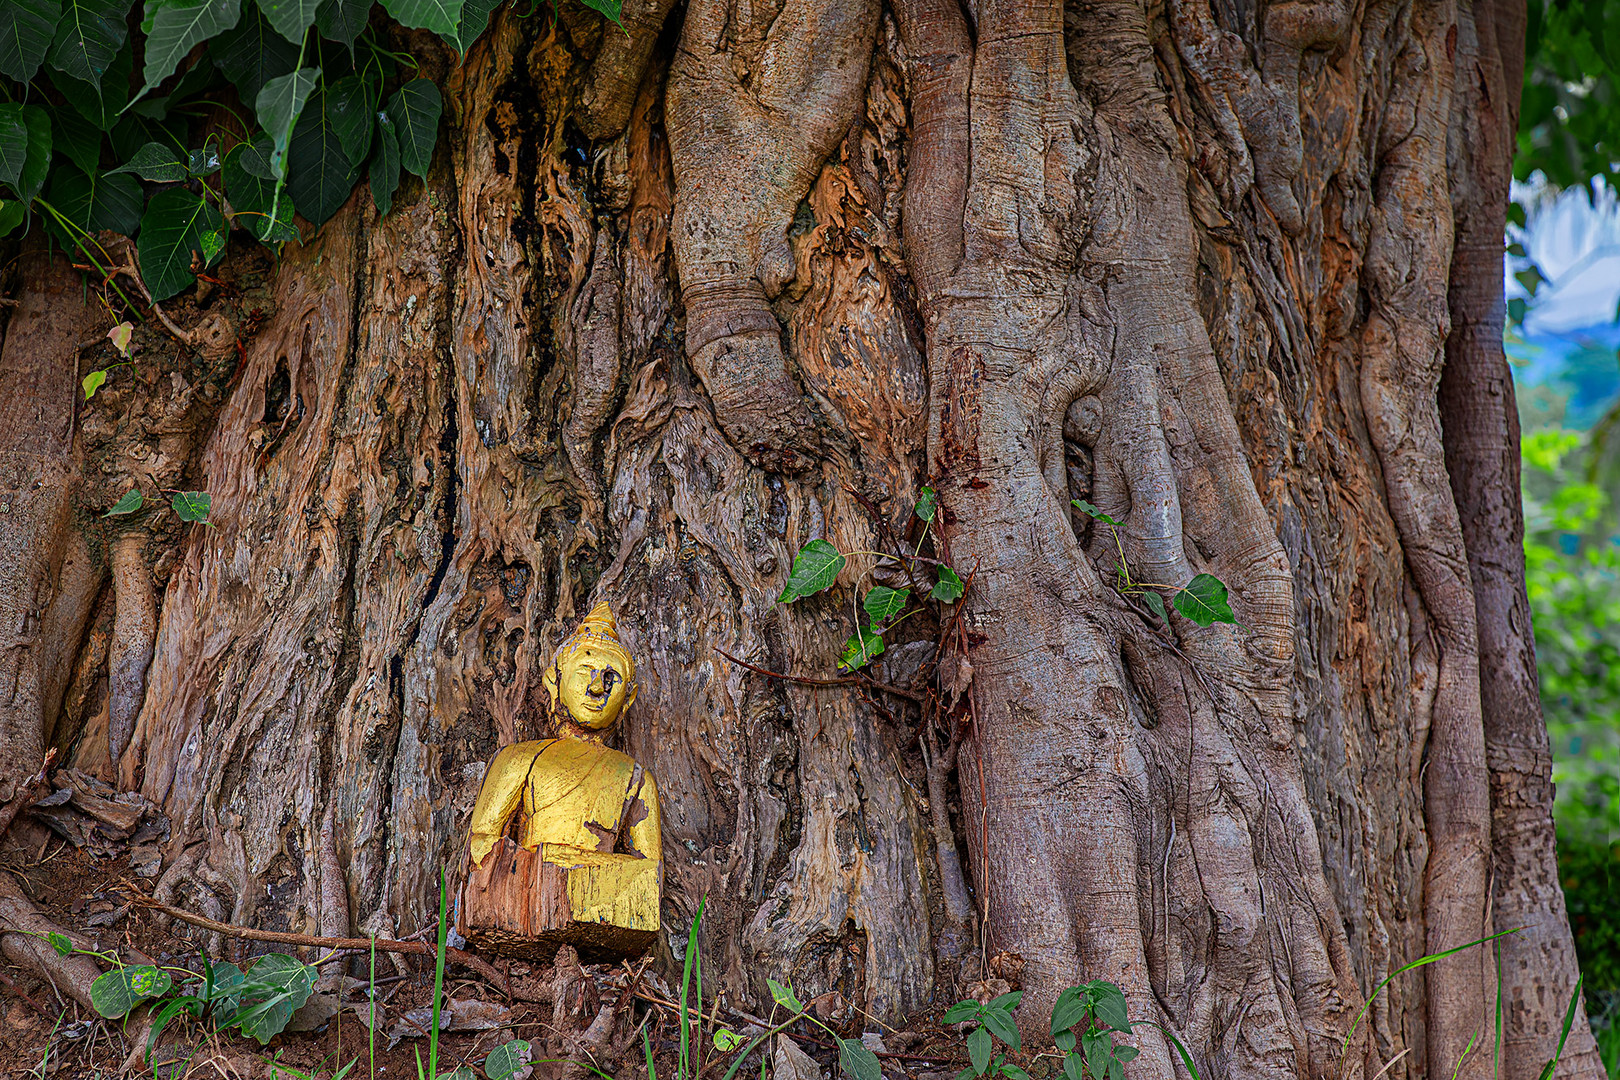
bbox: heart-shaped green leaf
[0,0,63,83]
[1172,573,1235,627]
[139,0,243,102]
[171,490,211,522]
[104,488,143,514]
[778,539,846,602]
[138,187,224,300]
[863,586,909,625]
[48,0,130,83]
[483,1039,532,1080]
[109,139,189,181]
[931,566,965,603]
[386,78,440,178]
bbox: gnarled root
[665,0,880,469]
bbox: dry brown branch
[129,896,512,994]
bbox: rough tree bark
[0,0,1601,1077]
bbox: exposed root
[0,874,103,1009]
[665,0,880,468]
[579,0,683,140]
[108,534,157,768]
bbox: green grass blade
[1127,1020,1200,1080]
[645,1024,659,1080]
[429,870,449,1080]
[679,896,707,1080]
[1536,975,1584,1080]
[1340,929,1522,1067]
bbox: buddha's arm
[625,769,662,863]
[468,744,536,868]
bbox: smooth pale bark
[0,1,1599,1078]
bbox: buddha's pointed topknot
[578,601,619,642]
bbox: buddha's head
[544,602,637,731]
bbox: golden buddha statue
[457,602,662,961]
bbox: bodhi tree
[0,0,1605,1077]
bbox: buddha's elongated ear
[622,678,637,712]
[542,658,560,705]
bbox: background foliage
[0,0,617,300]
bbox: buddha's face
[553,643,636,729]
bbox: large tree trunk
[1,0,1601,1077]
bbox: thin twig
[126,897,510,994]
[715,648,925,704]
[0,968,58,1021]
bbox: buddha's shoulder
[501,738,638,775]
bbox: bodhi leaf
[314,0,370,46]
[137,187,225,300]
[1142,590,1167,622]
[386,78,440,177]
[447,0,496,53]
[47,164,143,240]
[109,320,133,354]
[777,539,846,602]
[377,0,460,37]
[209,4,296,101]
[139,0,243,101]
[108,139,189,181]
[224,141,297,242]
[56,41,132,129]
[1071,499,1121,527]
[369,106,400,215]
[171,490,211,522]
[254,66,317,179]
[838,625,885,673]
[16,106,52,201]
[49,0,131,83]
[254,0,320,42]
[575,0,620,21]
[914,485,936,523]
[199,226,226,262]
[83,369,108,400]
[0,0,62,83]
[863,586,909,625]
[49,104,102,173]
[327,73,373,165]
[0,105,30,189]
[91,965,171,1018]
[838,1040,883,1080]
[483,1040,532,1080]
[287,86,357,225]
[931,566,965,603]
[1172,573,1236,628]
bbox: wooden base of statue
[457,838,660,963]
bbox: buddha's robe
[467,738,661,935]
